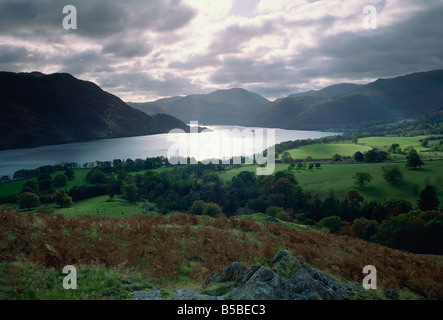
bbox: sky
[0,0,442,102]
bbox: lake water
[0,125,340,177]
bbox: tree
[418,185,440,211]
[276,210,291,222]
[316,216,342,234]
[332,154,342,162]
[353,172,373,188]
[53,173,68,187]
[188,200,206,215]
[315,163,321,169]
[308,163,314,171]
[17,192,41,210]
[121,184,138,203]
[388,143,400,153]
[37,173,52,191]
[281,151,293,164]
[382,165,403,184]
[265,206,285,217]
[87,168,107,184]
[383,198,412,217]
[21,180,39,194]
[345,189,364,203]
[364,149,378,163]
[53,189,73,208]
[64,169,75,181]
[354,151,364,162]
[406,149,424,169]
[203,202,222,216]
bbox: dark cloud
[58,49,114,75]
[0,0,196,40]
[0,0,442,101]
[290,2,443,82]
[101,39,153,58]
[97,71,198,98]
[0,44,46,71]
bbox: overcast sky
[0,0,442,101]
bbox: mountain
[128,96,183,115]
[0,71,189,151]
[129,88,271,125]
[250,70,443,130]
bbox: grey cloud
[0,0,196,40]
[0,44,46,70]
[292,2,443,81]
[97,71,198,98]
[208,20,277,55]
[101,39,153,58]
[58,49,114,75]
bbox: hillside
[250,69,443,130]
[1,209,442,300]
[129,88,271,125]
[0,72,190,151]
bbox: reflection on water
[0,125,340,177]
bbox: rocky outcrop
[202,250,368,300]
[131,250,370,300]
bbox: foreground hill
[1,209,442,300]
[128,88,271,125]
[0,72,189,150]
[250,69,443,130]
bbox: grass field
[358,135,441,152]
[56,195,153,217]
[283,143,372,160]
[0,167,173,197]
[0,169,91,197]
[219,160,443,203]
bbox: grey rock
[209,250,368,300]
[385,286,399,299]
[131,250,369,300]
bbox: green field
[57,195,154,217]
[359,135,436,152]
[219,160,443,204]
[0,168,91,197]
[285,143,372,160]
[0,167,173,197]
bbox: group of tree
[15,170,76,210]
[308,209,443,255]
[17,189,73,210]
[354,149,389,163]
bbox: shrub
[275,211,291,222]
[53,189,73,208]
[188,200,206,215]
[265,206,285,217]
[316,216,342,234]
[203,202,222,217]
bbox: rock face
[202,250,367,300]
[131,250,368,300]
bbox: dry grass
[1,207,442,298]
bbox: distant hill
[250,70,443,130]
[0,72,189,151]
[129,88,271,125]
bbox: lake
[0,125,340,177]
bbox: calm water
[0,125,340,177]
